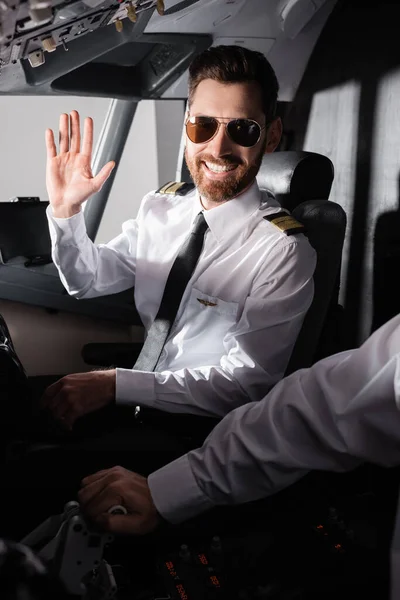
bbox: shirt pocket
[189,287,239,319]
[178,288,239,354]
[168,288,240,368]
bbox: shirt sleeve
[116,237,316,417]
[47,206,139,299]
[148,315,400,523]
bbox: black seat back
[256,151,335,212]
[288,199,346,372]
[0,314,31,432]
[257,151,346,372]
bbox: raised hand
[45,110,115,218]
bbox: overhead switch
[127,1,137,22]
[29,0,53,25]
[157,0,164,15]
[28,49,45,67]
[42,36,56,52]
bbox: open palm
[46,111,114,219]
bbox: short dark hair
[188,45,279,122]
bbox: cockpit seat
[256,151,346,373]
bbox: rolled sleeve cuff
[148,454,215,524]
[46,205,88,245]
[115,368,156,407]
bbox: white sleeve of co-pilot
[148,315,400,523]
[116,237,316,417]
[46,205,139,299]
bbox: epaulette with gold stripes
[156,181,195,196]
[264,211,305,236]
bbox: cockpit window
[0,96,110,203]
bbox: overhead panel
[277,0,329,39]
[0,0,211,95]
[145,0,247,34]
[213,36,275,56]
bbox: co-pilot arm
[149,314,400,523]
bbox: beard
[185,143,266,204]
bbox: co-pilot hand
[78,466,161,535]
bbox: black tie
[133,212,209,372]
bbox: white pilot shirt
[47,180,316,418]
[148,313,400,523]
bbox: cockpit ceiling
[0,0,337,100]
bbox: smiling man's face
[185,78,280,207]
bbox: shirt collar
[192,180,262,242]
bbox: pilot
[1,47,317,536]
[77,311,400,535]
[41,44,315,460]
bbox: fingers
[78,479,105,510]
[47,396,67,420]
[45,129,57,159]
[82,468,115,487]
[92,161,115,193]
[78,468,160,535]
[39,376,75,428]
[79,473,110,507]
[59,406,76,430]
[96,513,146,535]
[40,378,64,409]
[81,483,124,518]
[79,470,123,515]
[69,110,81,154]
[53,111,83,155]
[49,398,75,428]
[79,467,129,512]
[81,116,94,157]
[80,467,127,503]
[59,113,69,153]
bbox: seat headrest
[256,151,334,212]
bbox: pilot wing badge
[264,211,305,236]
[157,181,195,196]
[197,298,218,307]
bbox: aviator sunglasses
[185,115,267,148]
